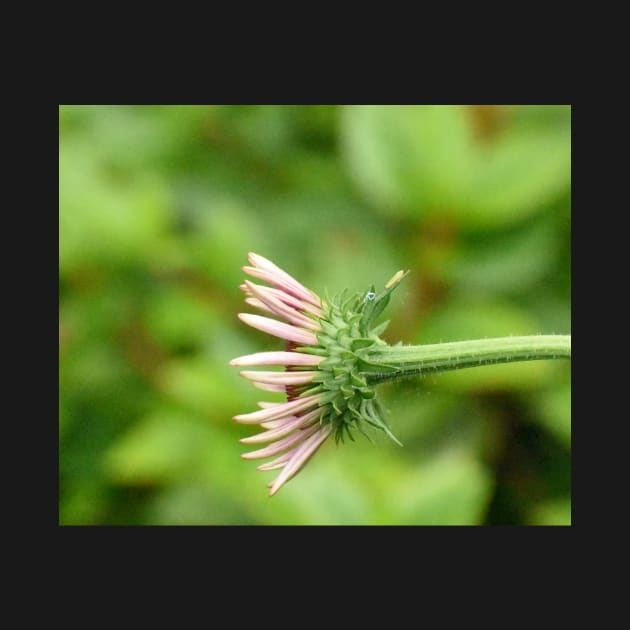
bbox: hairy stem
[363,335,571,385]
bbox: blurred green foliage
[59,105,571,525]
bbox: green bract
[296,274,408,445]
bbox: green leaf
[341,105,475,218]
[456,124,571,229]
[341,105,570,230]
[59,139,169,273]
[389,449,493,525]
[442,217,559,294]
[103,410,213,485]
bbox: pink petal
[260,416,299,429]
[256,449,296,471]
[244,281,321,330]
[246,283,323,318]
[242,266,321,308]
[260,419,291,430]
[240,409,322,444]
[244,297,274,315]
[268,424,333,496]
[233,394,320,424]
[238,313,318,346]
[253,381,286,393]
[240,370,318,385]
[242,280,312,314]
[247,253,321,307]
[241,424,319,460]
[229,352,323,367]
[241,416,303,444]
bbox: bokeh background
[59,105,571,525]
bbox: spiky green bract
[296,276,408,446]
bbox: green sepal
[350,338,376,352]
[312,271,407,449]
[361,400,403,447]
[319,320,339,338]
[299,385,323,398]
[295,346,329,356]
[344,423,356,442]
[340,386,355,398]
[350,372,367,388]
[319,356,342,368]
[370,320,390,337]
[347,395,361,418]
[355,421,375,443]
[358,271,408,335]
[362,294,390,333]
[355,357,399,374]
[332,396,345,416]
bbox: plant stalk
[363,335,571,384]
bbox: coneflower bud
[230,252,407,496]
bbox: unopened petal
[240,409,321,444]
[238,313,319,346]
[257,401,283,409]
[229,352,323,367]
[243,266,321,308]
[240,370,318,385]
[251,284,323,318]
[244,281,320,330]
[233,394,320,424]
[253,381,286,393]
[268,424,332,496]
[247,253,321,307]
[244,297,274,315]
[256,449,296,471]
[259,418,291,429]
[241,424,319,460]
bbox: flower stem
[363,335,571,385]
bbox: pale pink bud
[239,409,321,444]
[233,394,321,424]
[238,313,319,346]
[241,424,320,460]
[239,371,318,385]
[268,425,333,496]
[244,281,321,330]
[229,352,323,367]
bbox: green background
[59,105,571,525]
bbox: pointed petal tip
[248,252,273,269]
